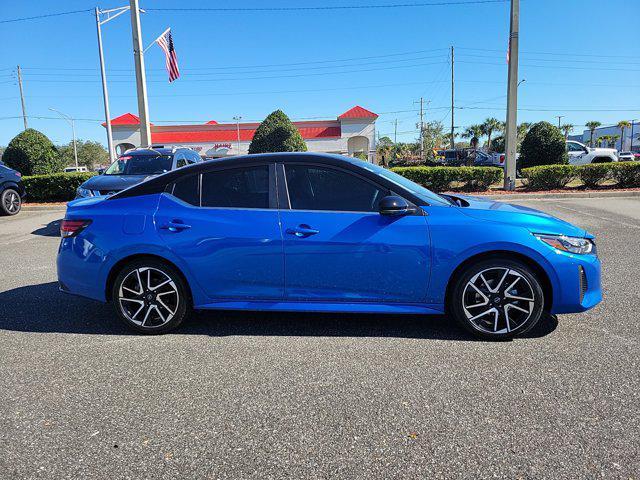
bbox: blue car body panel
[57,153,602,318]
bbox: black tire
[111,258,191,334]
[591,157,612,164]
[1,188,22,216]
[449,258,544,340]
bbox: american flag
[156,29,180,82]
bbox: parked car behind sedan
[75,147,202,198]
[566,141,618,165]
[617,151,636,162]
[0,162,26,215]
[58,152,602,340]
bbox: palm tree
[480,117,503,152]
[617,120,631,150]
[610,134,620,149]
[560,123,574,140]
[585,121,601,147]
[517,122,532,141]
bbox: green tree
[3,128,64,175]
[480,118,503,152]
[517,122,532,142]
[560,123,574,140]
[376,136,394,166]
[58,140,109,170]
[419,120,446,160]
[490,135,505,153]
[617,120,631,150]
[518,121,568,169]
[248,110,307,154]
[610,134,620,148]
[585,121,601,147]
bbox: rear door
[155,163,284,300]
[278,162,430,303]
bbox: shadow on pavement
[31,219,62,237]
[0,282,558,341]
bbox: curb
[475,190,640,201]
[22,205,67,212]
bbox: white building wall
[580,122,639,151]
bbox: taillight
[60,219,92,238]
[15,171,22,177]
[500,154,505,164]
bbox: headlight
[534,234,594,255]
[76,187,94,198]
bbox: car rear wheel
[449,259,544,340]
[112,259,191,334]
[1,188,21,216]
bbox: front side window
[104,154,173,175]
[201,165,270,209]
[285,165,387,212]
[567,142,583,152]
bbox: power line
[146,1,508,13]
[0,8,92,24]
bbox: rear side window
[201,165,270,209]
[171,175,199,206]
[285,165,387,212]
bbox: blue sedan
[57,153,601,339]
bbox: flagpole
[143,27,171,53]
[129,0,152,147]
[96,7,115,162]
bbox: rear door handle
[160,220,191,232]
[286,224,319,238]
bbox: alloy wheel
[461,267,536,335]
[4,191,20,214]
[118,267,179,328]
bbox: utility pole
[129,0,152,147]
[394,119,398,164]
[414,97,425,161]
[631,119,636,152]
[16,66,27,130]
[233,116,242,154]
[450,46,455,150]
[556,115,563,128]
[503,0,520,191]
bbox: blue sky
[1,0,638,147]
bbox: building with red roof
[105,106,378,161]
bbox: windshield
[358,162,450,206]
[104,154,173,175]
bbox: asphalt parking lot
[1,197,639,479]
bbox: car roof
[124,147,196,156]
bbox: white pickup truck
[567,141,618,165]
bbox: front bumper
[546,249,602,314]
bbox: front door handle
[286,224,319,238]
[160,220,191,232]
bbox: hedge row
[522,162,640,190]
[22,172,97,201]
[391,166,503,192]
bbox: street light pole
[49,108,78,168]
[95,6,130,162]
[503,0,519,191]
[233,116,242,154]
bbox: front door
[155,164,284,300]
[279,163,430,303]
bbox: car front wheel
[112,259,191,334]
[1,188,22,215]
[449,259,544,340]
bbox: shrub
[518,121,568,170]
[521,165,576,190]
[248,110,307,154]
[391,166,502,192]
[3,128,65,176]
[609,161,640,187]
[22,172,97,202]
[578,163,612,188]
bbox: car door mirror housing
[379,195,412,216]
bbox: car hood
[591,147,617,154]
[81,174,153,192]
[452,194,588,238]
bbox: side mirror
[378,195,412,216]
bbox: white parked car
[618,151,636,161]
[566,141,618,165]
[64,166,88,173]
